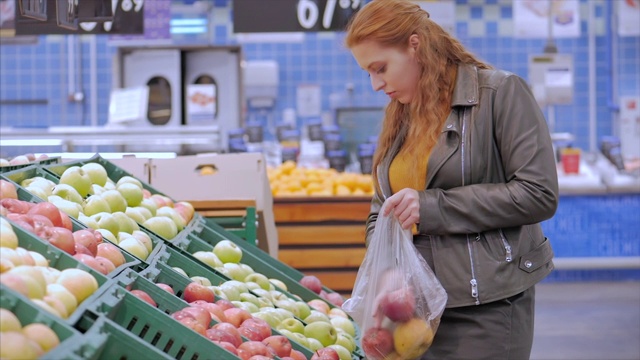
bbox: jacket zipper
[499,229,513,262]
[461,108,480,305]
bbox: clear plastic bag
[342,205,447,360]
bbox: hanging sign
[233,0,364,33]
[513,0,580,38]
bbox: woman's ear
[409,34,419,51]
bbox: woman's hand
[383,188,420,230]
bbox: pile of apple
[362,285,434,360]
[0,153,50,168]
[0,308,62,360]
[172,240,357,360]
[1,220,100,320]
[1,183,130,275]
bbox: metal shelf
[0,125,221,153]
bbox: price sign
[233,0,363,33]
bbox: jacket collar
[451,64,479,107]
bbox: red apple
[237,341,274,360]
[205,328,239,346]
[182,306,212,329]
[28,202,63,227]
[74,242,93,256]
[155,283,175,295]
[183,281,215,303]
[40,226,76,255]
[247,356,272,360]
[288,350,307,360]
[241,317,271,340]
[262,335,292,358]
[31,214,54,235]
[362,327,394,360]
[223,308,252,328]
[310,348,340,360]
[130,289,157,307]
[95,256,116,274]
[73,229,100,256]
[213,341,238,356]
[0,179,18,199]
[0,198,31,214]
[73,253,104,273]
[324,292,345,307]
[238,325,265,341]
[215,299,235,311]
[299,275,323,294]
[176,315,207,336]
[211,322,242,347]
[191,300,227,324]
[379,287,415,322]
[59,211,73,231]
[96,243,126,267]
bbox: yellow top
[389,144,429,194]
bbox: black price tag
[233,0,363,33]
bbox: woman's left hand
[383,188,420,230]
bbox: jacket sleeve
[417,74,559,235]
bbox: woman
[345,0,559,359]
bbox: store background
[0,0,638,282]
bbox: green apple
[21,177,55,196]
[277,328,294,339]
[328,344,351,360]
[59,166,92,197]
[306,337,324,351]
[193,251,223,268]
[269,290,289,303]
[118,237,149,260]
[330,316,356,338]
[142,216,178,240]
[275,299,301,318]
[78,212,99,230]
[100,190,127,213]
[209,286,228,300]
[223,280,249,294]
[171,267,188,277]
[118,232,134,244]
[251,288,272,301]
[256,296,274,309]
[212,240,243,264]
[272,308,295,321]
[90,212,120,237]
[116,176,143,188]
[252,310,281,328]
[89,184,105,196]
[289,332,310,348]
[190,276,211,287]
[293,301,312,320]
[103,180,116,191]
[83,195,111,216]
[131,230,153,253]
[26,185,48,200]
[48,195,82,218]
[125,207,147,224]
[269,278,288,292]
[304,321,337,347]
[304,310,331,324]
[277,317,305,334]
[139,199,157,216]
[156,206,185,231]
[51,184,83,204]
[81,162,108,187]
[223,263,250,282]
[214,266,231,278]
[234,300,259,313]
[244,281,261,291]
[111,211,139,234]
[117,182,143,207]
[243,273,271,290]
[239,292,260,307]
[334,332,356,353]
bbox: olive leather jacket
[366,64,559,308]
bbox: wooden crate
[274,196,371,296]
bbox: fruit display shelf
[44,316,175,360]
[0,180,164,270]
[2,219,114,326]
[72,281,241,360]
[113,268,316,359]
[0,287,79,359]
[179,220,344,304]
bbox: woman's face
[351,37,422,104]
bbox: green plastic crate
[0,287,79,358]
[0,156,61,174]
[42,316,174,360]
[74,283,238,360]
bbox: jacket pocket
[518,237,554,273]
